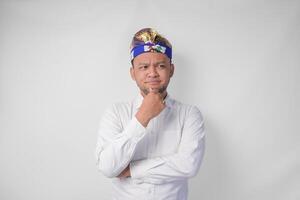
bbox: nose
[147,66,158,77]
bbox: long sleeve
[129,106,205,184]
[95,103,147,178]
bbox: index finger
[149,87,160,94]
[150,88,166,101]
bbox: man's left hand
[117,165,131,178]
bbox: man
[95,28,205,200]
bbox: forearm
[130,136,205,184]
[96,117,147,178]
[130,111,206,184]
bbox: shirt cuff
[123,116,147,142]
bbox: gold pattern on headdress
[137,29,158,43]
[130,28,172,51]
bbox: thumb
[149,87,159,94]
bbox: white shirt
[95,93,205,200]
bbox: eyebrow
[137,61,167,66]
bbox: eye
[139,65,148,70]
[158,64,166,69]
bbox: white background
[0,0,299,199]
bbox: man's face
[130,52,174,96]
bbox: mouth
[145,80,161,85]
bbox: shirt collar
[133,92,173,109]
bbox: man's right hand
[135,88,166,127]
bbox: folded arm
[129,106,206,184]
[95,104,147,178]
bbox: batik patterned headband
[130,42,172,61]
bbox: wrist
[135,111,151,127]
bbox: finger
[149,87,159,94]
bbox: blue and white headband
[130,42,172,61]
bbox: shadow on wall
[189,117,232,199]
[170,52,193,100]
[171,52,234,198]
[170,51,206,103]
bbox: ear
[130,67,136,81]
[170,63,175,78]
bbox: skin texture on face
[130,52,174,97]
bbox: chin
[139,84,167,94]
